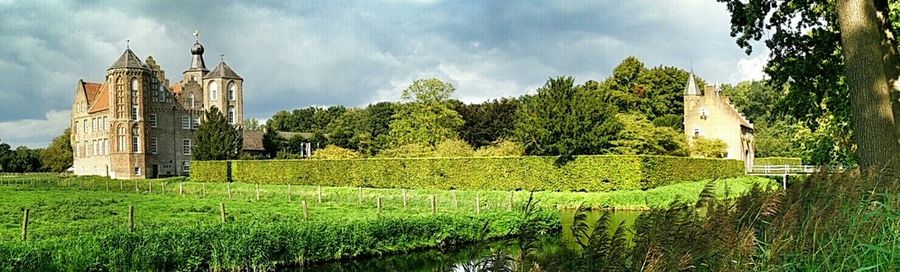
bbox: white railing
[748,165,853,175]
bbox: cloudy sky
[0,0,767,148]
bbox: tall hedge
[193,155,744,192]
[754,157,803,166]
[189,161,230,183]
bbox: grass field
[0,174,774,270]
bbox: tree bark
[836,0,899,167]
[873,0,900,144]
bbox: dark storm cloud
[0,0,766,147]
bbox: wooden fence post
[179,183,184,196]
[476,193,481,215]
[402,189,408,208]
[227,183,232,199]
[508,191,514,211]
[287,184,292,202]
[431,195,436,215]
[220,203,227,223]
[256,184,260,201]
[149,180,153,194]
[782,174,788,190]
[134,180,138,192]
[452,190,458,209]
[302,200,309,219]
[119,180,123,191]
[128,205,134,232]
[358,187,363,205]
[377,196,382,218]
[161,183,166,195]
[105,180,109,191]
[21,209,29,241]
[317,186,322,203]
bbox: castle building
[70,36,244,179]
[682,73,755,169]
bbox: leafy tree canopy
[388,78,464,147]
[193,106,242,160]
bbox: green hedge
[755,157,803,166]
[194,155,744,192]
[189,161,230,183]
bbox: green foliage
[388,78,464,147]
[474,140,525,157]
[515,77,621,157]
[651,114,683,131]
[433,139,474,157]
[452,98,519,148]
[193,106,242,161]
[376,143,435,158]
[311,145,362,159]
[215,155,744,192]
[610,114,687,156]
[0,140,42,173]
[40,129,72,172]
[243,118,262,130]
[689,137,728,158]
[754,157,803,166]
[190,160,230,183]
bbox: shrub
[754,157,802,165]
[690,136,727,158]
[433,139,474,157]
[311,145,362,159]
[376,143,434,158]
[217,155,744,192]
[474,140,525,157]
[190,161,230,183]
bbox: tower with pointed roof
[70,35,249,179]
[682,72,756,169]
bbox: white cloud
[0,110,70,148]
[731,49,769,82]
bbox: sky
[0,0,768,148]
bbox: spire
[207,61,242,79]
[188,30,207,71]
[108,48,146,70]
[684,72,700,96]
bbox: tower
[183,32,208,85]
[107,46,150,178]
[203,58,244,128]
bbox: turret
[204,60,244,127]
[106,46,150,178]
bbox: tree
[610,114,687,156]
[635,66,693,119]
[262,128,280,158]
[0,140,13,172]
[690,137,728,158]
[452,97,519,148]
[717,0,899,167]
[41,129,73,172]
[243,118,262,130]
[474,139,525,157]
[387,78,464,147]
[433,139,474,157]
[325,109,365,150]
[377,143,434,158]
[358,102,396,156]
[514,76,621,158]
[311,145,362,159]
[193,106,242,160]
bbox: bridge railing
[749,165,853,175]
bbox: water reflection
[294,210,641,272]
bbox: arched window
[227,106,235,124]
[116,77,125,118]
[117,125,126,152]
[132,126,140,153]
[209,81,218,101]
[131,78,139,101]
[189,93,196,108]
[227,82,235,100]
[74,121,78,133]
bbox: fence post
[149,180,153,194]
[508,191,514,211]
[134,180,138,192]
[21,208,29,241]
[105,180,109,191]
[476,193,481,215]
[358,187,363,205]
[782,174,788,190]
[161,183,166,195]
[179,183,184,196]
[227,183,232,199]
[220,203,227,224]
[377,196,382,218]
[317,186,322,203]
[287,184,292,202]
[431,195,436,215]
[402,189,408,208]
[119,180,123,191]
[256,184,260,201]
[128,205,134,232]
[302,200,309,219]
[453,190,458,209]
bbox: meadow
[0,174,772,270]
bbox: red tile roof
[170,84,183,95]
[83,82,102,105]
[88,83,109,113]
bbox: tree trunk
[873,0,900,144]
[836,0,899,167]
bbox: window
[131,78,139,102]
[85,141,91,157]
[132,105,139,120]
[117,126,125,152]
[159,85,167,102]
[182,116,190,129]
[103,117,108,131]
[104,139,109,155]
[152,84,159,102]
[227,82,235,100]
[182,139,192,155]
[693,128,701,138]
[700,108,708,120]
[149,114,157,127]
[92,118,97,132]
[209,81,218,101]
[192,117,200,129]
[227,106,235,124]
[182,161,191,174]
[189,93,195,108]
[132,126,140,153]
[150,137,158,154]
[83,120,88,134]
[74,121,78,133]
[134,167,141,176]
[75,142,80,157]
[93,140,98,156]
[116,77,125,119]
